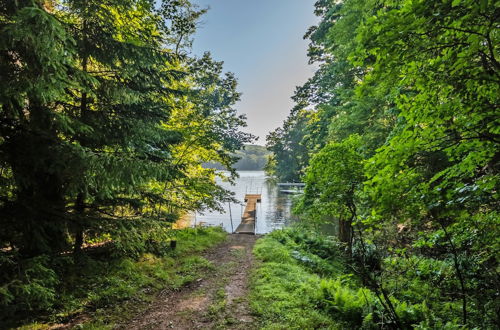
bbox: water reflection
[186,171,298,234]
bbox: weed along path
[124,234,258,329]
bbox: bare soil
[122,234,259,330]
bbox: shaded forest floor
[6,228,250,330]
[122,234,258,329]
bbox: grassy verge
[5,227,226,329]
[249,229,449,329]
[249,229,347,329]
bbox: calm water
[188,171,298,234]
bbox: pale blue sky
[191,0,318,144]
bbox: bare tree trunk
[339,217,352,255]
[355,227,402,329]
[73,192,85,256]
[437,217,467,325]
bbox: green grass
[249,229,442,330]
[207,288,228,321]
[6,227,226,329]
[250,232,340,329]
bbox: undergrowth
[0,226,226,329]
[250,229,466,329]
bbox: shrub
[0,256,59,320]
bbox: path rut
[123,234,258,330]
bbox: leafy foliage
[295,135,364,249]
[251,229,453,329]
[265,109,312,182]
[268,0,499,327]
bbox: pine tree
[0,0,254,256]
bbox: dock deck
[277,182,305,187]
[234,194,261,234]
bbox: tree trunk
[8,111,68,256]
[339,217,352,255]
[73,192,85,256]
[73,24,90,258]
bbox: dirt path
[123,234,259,330]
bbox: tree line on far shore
[204,144,270,171]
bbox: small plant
[207,288,227,320]
[1,255,59,319]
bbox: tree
[358,1,500,324]
[0,0,253,257]
[0,0,84,254]
[295,135,364,253]
[269,0,499,326]
[268,0,395,182]
[59,0,186,254]
[153,52,254,217]
[265,109,311,182]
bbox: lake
[185,171,298,234]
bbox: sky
[191,0,318,145]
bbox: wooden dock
[235,194,261,235]
[277,182,305,187]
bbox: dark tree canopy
[0,0,253,256]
